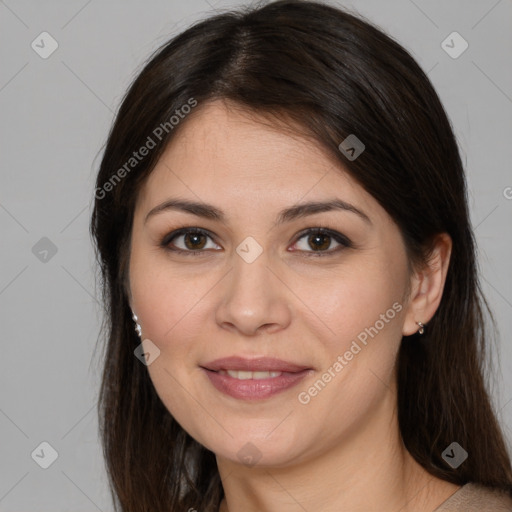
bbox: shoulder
[434,483,512,512]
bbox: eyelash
[159,226,353,257]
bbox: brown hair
[90,1,512,510]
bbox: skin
[128,99,457,511]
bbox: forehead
[135,100,378,221]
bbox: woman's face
[129,99,415,467]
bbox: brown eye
[161,228,221,254]
[292,228,352,256]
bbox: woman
[90,1,512,510]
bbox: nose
[214,247,292,336]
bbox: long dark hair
[89,1,512,510]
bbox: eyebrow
[144,198,372,226]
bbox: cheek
[291,256,407,413]
[293,255,407,348]
[293,271,405,444]
[129,254,217,442]
[129,235,216,345]
[132,269,212,349]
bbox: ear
[402,233,452,336]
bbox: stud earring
[416,321,425,335]
[132,311,142,338]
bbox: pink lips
[200,356,313,401]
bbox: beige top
[434,483,512,511]
[217,483,512,511]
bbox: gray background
[1,0,511,509]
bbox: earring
[416,321,425,335]
[132,311,142,338]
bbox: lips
[201,356,311,373]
